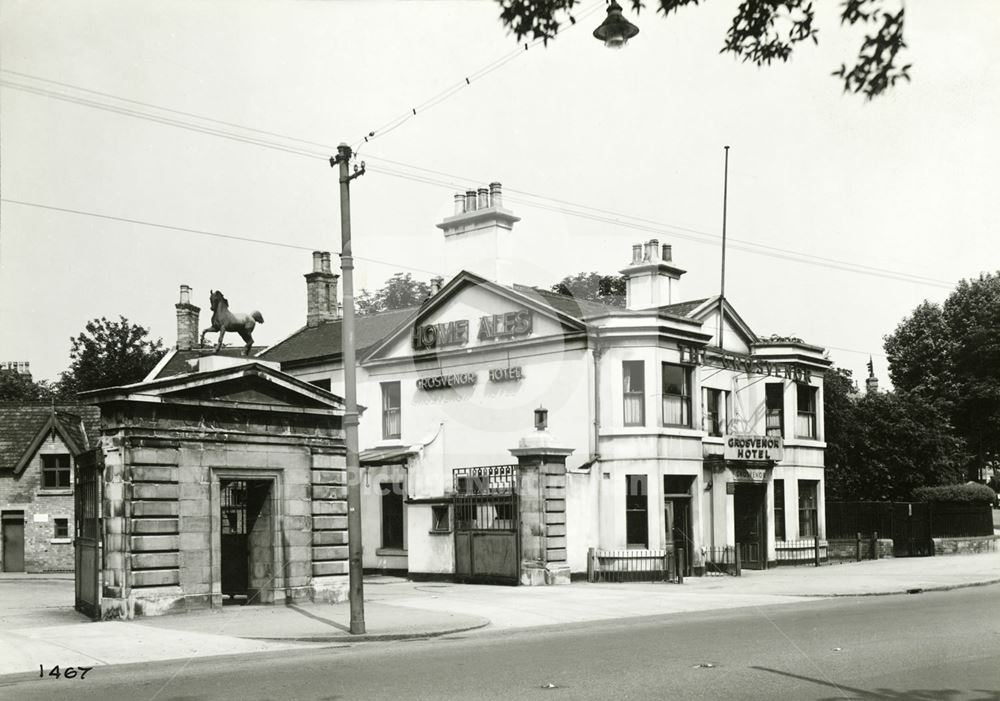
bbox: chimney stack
[175,284,201,350]
[620,241,686,310]
[305,251,340,326]
[437,181,520,284]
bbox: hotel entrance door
[734,483,766,570]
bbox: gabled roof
[361,271,589,363]
[0,403,101,474]
[655,298,711,318]
[258,307,419,368]
[80,361,346,414]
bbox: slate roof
[510,285,622,319]
[656,298,711,317]
[155,346,270,379]
[259,307,420,367]
[0,402,101,472]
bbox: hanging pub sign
[412,309,533,350]
[678,344,812,384]
[724,434,783,461]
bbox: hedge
[912,483,997,503]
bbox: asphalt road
[4,584,999,701]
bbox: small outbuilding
[76,358,348,619]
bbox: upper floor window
[796,384,818,439]
[41,454,71,489]
[381,381,401,439]
[662,363,692,427]
[765,383,784,438]
[702,387,728,436]
[622,361,645,426]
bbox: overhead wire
[1,61,955,290]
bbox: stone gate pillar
[509,409,573,586]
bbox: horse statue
[200,290,264,356]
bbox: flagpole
[719,145,730,346]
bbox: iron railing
[702,546,741,576]
[587,548,685,583]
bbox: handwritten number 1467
[39,665,92,679]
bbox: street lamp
[592,0,639,49]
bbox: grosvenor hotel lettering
[678,344,812,384]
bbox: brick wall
[0,434,75,573]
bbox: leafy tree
[826,390,966,501]
[495,0,910,99]
[884,272,1000,480]
[551,272,626,307]
[821,367,858,498]
[0,371,60,401]
[59,316,166,395]
[356,273,431,315]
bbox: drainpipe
[590,334,603,464]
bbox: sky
[2,0,998,387]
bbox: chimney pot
[312,251,323,273]
[430,276,444,295]
[631,244,643,265]
[465,190,477,212]
[477,187,489,210]
[179,284,191,305]
[175,286,201,350]
[454,193,466,215]
[321,252,332,274]
[649,239,659,261]
[489,182,503,208]
[662,244,672,261]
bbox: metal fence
[702,546,741,577]
[587,548,685,583]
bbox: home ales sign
[412,309,533,351]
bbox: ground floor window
[430,505,449,533]
[54,518,69,538]
[774,479,786,541]
[381,481,404,549]
[798,480,818,538]
[625,474,648,548]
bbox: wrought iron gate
[220,480,250,598]
[453,465,519,585]
[74,448,102,620]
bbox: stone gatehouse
[78,358,348,619]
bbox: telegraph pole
[331,142,366,634]
[718,145,730,346]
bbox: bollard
[677,548,685,585]
[814,536,821,567]
[587,547,596,583]
[735,548,742,576]
[856,531,862,562]
[873,531,880,560]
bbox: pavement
[2,550,999,677]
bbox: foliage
[884,272,1000,480]
[0,371,60,401]
[494,0,910,99]
[550,272,626,307]
[912,483,996,504]
[758,333,805,344]
[820,367,858,497]
[59,316,165,396]
[356,273,431,315]
[824,389,966,502]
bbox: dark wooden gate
[453,465,519,585]
[891,502,932,557]
[74,448,102,620]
